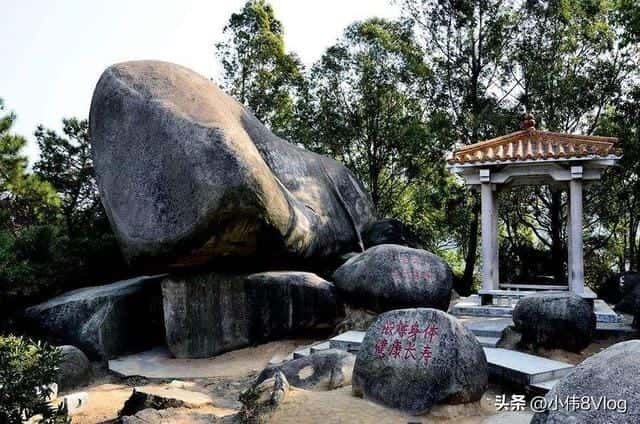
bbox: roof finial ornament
[523,110,536,130]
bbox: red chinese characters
[373,318,440,365]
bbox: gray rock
[89,60,374,269]
[246,272,343,341]
[362,218,423,249]
[256,349,355,391]
[162,271,342,358]
[332,244,453,312]
[496,326,522,350]
[513,293,595,352]
[238,371,289,424]
[57,346,90,391]
[119,385,213,417]
[352,308,488,415]
[120,408,222,424]
[25,276,165,359]
[531,340,640,423]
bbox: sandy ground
[64,333,629,423]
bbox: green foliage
[216,0,304,137]
[305,18,441,216]
[0,335,68,423]
[0,101,127,327]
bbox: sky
[0,0,399,161]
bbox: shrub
[0,335,68,423]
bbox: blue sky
[0,0,399,161]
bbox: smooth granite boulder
[332,244,453,312]
[513,292,596,352]
[25,276,165,360]
[256,349,355,391]
[57,345,91,391]
[352,308,488,415]
[362,219,423,249]
[162,271,341,358]
[89,60,374,268]
[532,340,640,423]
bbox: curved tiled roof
[447,129,621,165]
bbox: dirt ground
[64,333,631,423]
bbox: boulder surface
[25,276,165,359]
[89,60,374,268]
[332,244,453,312]
[162,271,341,358]
[362,218,423,249]
[532,340,640,423]
[352,308,488,414]
[513,292,595,352]
[256,349,355,391]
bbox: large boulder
[25,276,165,359]
[162,271,342,358]
[246,272,343,340]
[256,349,355,391]
[352,308,488,415]
[57,346,91,392]
[512,292,596,352]
[362,218,423,249]
[89,60,374,269]
[332,244,453,312]
[532,340,640,423]
[615,271,640,316]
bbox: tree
[399,0,519,291]
[215,0,304,137]
[306,18,440,216]
[502,0,637,282]
[0,99,58,231]
[34,118,100,237]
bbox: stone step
[328,331,366,352]
[477,336,500,348]
[483,347,573,385]
[529,379,560,392]
[461,317,513,338]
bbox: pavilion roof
[447,115,621,166]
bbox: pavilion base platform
[478,286,597,306]
[451,293,623,324]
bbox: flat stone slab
[477,336,500,348]
[460,317,514,338]
[530,379,559,392]
[483,347,573,385]
[328,331,365,352]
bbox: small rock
[332,244,453,312]
[238,371,289,424]
[57,345,90,391]
[513,292,595,352]
[531,340,640,423]
[256,349,355,391]
[362,218,423,249]
[352,308,488,414]
[119,385,213,417]
[496,326,522,350]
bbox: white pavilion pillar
[480,169,498,292]
[568,166,585,294]
[491,186,500,287]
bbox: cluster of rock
[25,61,454,363]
